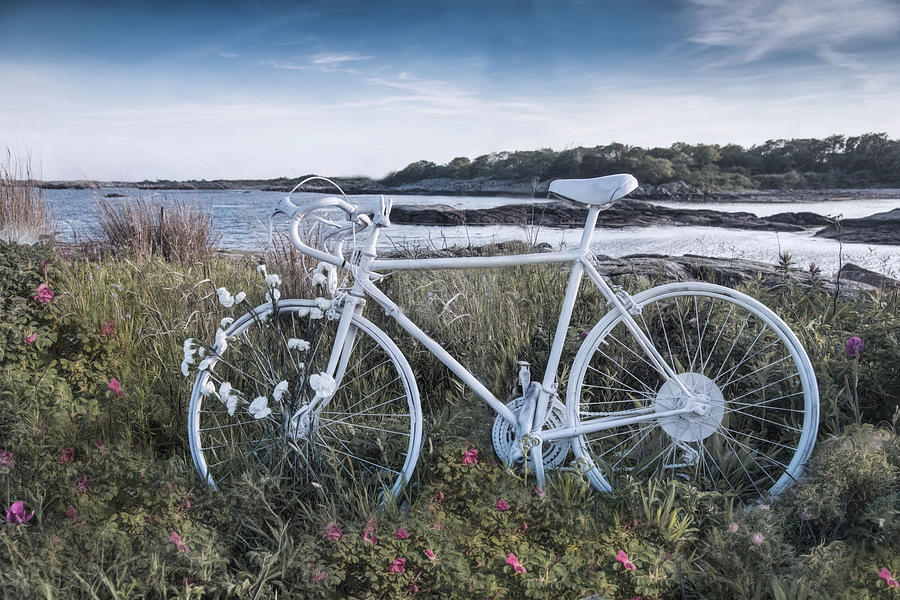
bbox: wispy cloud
[685,0,900,69]
[262,50,373,73]
[309,51,372,65]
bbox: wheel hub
[653,372,724,442]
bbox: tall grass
[0,150,53,243]
[92,196,220,263]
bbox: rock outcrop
[815,208,900,244]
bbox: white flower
[265,288,281,302]
[219,381,232,403]
[198,346,206,357]
[256,264,267,274]
[200,378,215,396]
[308,307,324,319]
[287,338,310,351]
[311,272,327,287]
[248,396,272,419]
[265,273,282,287]
[273,380,289,403]
[227,395,240,416]
[219,382,241,415]
[197,357,213,371]
[181,339,197,377]
[220,317,234,328]
[315,297,332,311]
[181,359,191,377]
[234,291,246,304]
[214,328,228,353]
[217,287,235,307]
[309,372,336,398]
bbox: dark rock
[104,192,126,198]
[838,263,899,289]
[815,208,900,245]
[391,200,813,232]
[767,212,833,227]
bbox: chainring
[491,396,570,470]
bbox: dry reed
[92,196,220,263]
[0,150,53,243]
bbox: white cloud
[309,52,372,65]
[686,0,900,68]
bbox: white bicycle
[187,174,819,503]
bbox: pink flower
[322,524,342,541]
[33,283,54,303]
[615,550,636,571]
[845,336,864,358]
[395,528,409,540]
[505,553,526,574]
[728,522,739,534]
[24,333,37,344]
[879,568,899,588]
[520,521,528,532]
[94,439,105,451]
[430,522,443,532]
[363,518,378,545]
[313,570,326,583]
[435,491,445,503]
[65,505,85,524]
[495,499,510,511]
[388,558,406,574]
[752,532,764,545]
[108,378,126,398]
[424,548,436,560]
[462,448,478,465]
[534,485,545,498]
[57,447,74,463]
[0,449,13,468]
[100,320,117,337]
[169,531,190,552]
[5,501,35,524]
[75,474,91,492]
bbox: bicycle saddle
[549,174,638,207]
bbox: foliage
[1,241,899,598]
[380,133,900,190]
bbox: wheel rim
[188,300,422,501]
[568,283,818,501]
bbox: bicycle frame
[299,201,699,456]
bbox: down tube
[359,279,519,426]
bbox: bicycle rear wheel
[188,299,422,502]
[566,282,818,501]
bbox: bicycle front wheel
[566,282,818,501]
[188,299,423,501]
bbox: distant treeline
[381,133,900,190]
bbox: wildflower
[728,522,739,534]
[845,336,864,358]
[389,558,406,574]
[462,448,478,465]
[395,528,409,540]
[879,568,899,588]
[256,264,267,274]
[520,522,528,532]
[495,499,510,511]
[424,548,436,560]
[65,505,85,524]
[430,522,443,532]
[5,501,34,524]
[75,474,90,492]
[108,378,126,398]
[24,333,37,344]
[169,531,190,552]
[322,524,343,541]
[363,519,378,545]
[200,377,215,396]
[0,450,12,467]
[534,485,546,498]
[100,320,117,336]
[220,317,234,328]
[615,550,636,571]
[313,570,326,583]
[248,396,272,420]
[34,283,54,303]
[505,553,526,574]
[752,532,764,545]
[265,288,281,302]
[214,328,228,353]
[308,307,324,319]
[58,447,75,463]
[216,287,245,308]
[436,491,445,502]
[309,372,336,398]
[181,338,198,376]
[265,273,282,287]
[287,338,311,351]
[273,380,289,403]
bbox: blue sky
[1,0,899,180]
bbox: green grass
[1,241,898,599]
